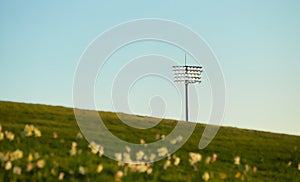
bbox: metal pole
[185,83,188,122]
[184,53,188,122]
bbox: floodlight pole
[172,54,202,122]
[184,54,189,122]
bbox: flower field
[0,101,299,181]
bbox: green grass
[0,100,299,181]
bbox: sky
[0,1,299,136]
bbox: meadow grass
[0,101,299,181]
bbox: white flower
[176,135,183,142]
[26,163,33,172]
[34,128,41,137]
[143,154,148,161]
[189,152,202,165]
[149,153,156,162]
[0,152,9,162]
[163,160,171,170]
[118,161,124,167]
[157,147,168,157]
[23,125,41,137]
[28,153,33,162]
[234,156,240,165]
[245,164,250,173]
[5,131,14,141]
[37,159,45,168]
[79,166,86,175]
[155,134,160,140]
[98,147,104,157]
[146,167,153,175]
[88,141,104,156]
[170,139,177,145]
[24,124,34,136]
[89,142,98,154]
[52,132,58,139]
[170,135,183,145]
[5,161,12,170]
[123,153,132,163]
[212,153,217,162]
[70,142,77,156]
[202,171,210,182]
[125,146,131,153]
[115,153,122,161]
[58,172,64,180]
[76,132,83,139]
[70,147,77,156]
[205,156,211,164]
[136,151,144,161]
[71,141,77,148]
[116,170,123,178]
[174,156,180,166]
[10,149,23,161]
[137,163,148,173]
[96,164,103,173]
[13,166,22,175]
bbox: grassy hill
[0,101,299,181]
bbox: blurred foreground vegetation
[0,101,299,181]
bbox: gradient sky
[0,1,299,135]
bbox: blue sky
[0,1,299,135]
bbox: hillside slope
[0,101,299,181]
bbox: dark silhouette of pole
[185,82,188,122]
